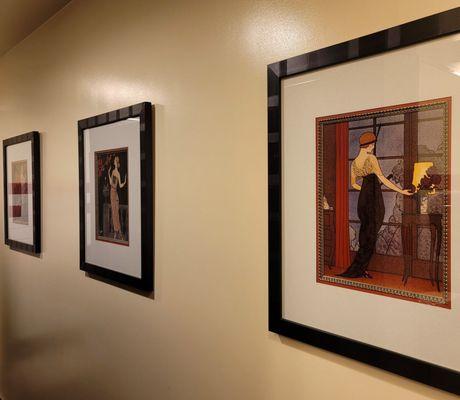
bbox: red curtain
[335,122,351,268]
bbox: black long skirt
[339,173,385,278]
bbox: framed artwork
[3,132,41,254]
[317,97,451,307]
[268,8,460,395]
[78,102,154,291]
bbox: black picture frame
[78,102,154,291]
[268,8,460,395]
[3,131,41,255]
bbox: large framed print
[78,102,154,291]
[3,131,41,255]
[268,8,460,395]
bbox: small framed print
[268,7,460,395]
[78,102,154,291]
[3,132,41,255]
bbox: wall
[0,0,459,399]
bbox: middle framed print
[78,102,154,291]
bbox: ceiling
[0,0,72,56]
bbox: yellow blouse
[351,157,375,178]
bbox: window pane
[349,191,359,221]
[375,123,404,157]
[349,118,373,129]
[416,224,445,261]
[417,226,431,261]
[418,118,444,154]
[349,223,403,255]
[382,192,402,223]
[379,159,404,186]
[349,222,360,251]
[376,114,404,124]
[418,108,444,120]
[376,225,402,256]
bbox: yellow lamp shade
[412,162,433,192]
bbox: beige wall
[0,0,459,399]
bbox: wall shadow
[275,333,458,399]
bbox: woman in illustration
[338,132,412,278]
[108,155,127,240]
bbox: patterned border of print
[315,97,451,308]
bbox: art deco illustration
[316,98,451,307]
[95,148,129,246]
[11,160,29,225]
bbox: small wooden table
[401,213,442,291]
